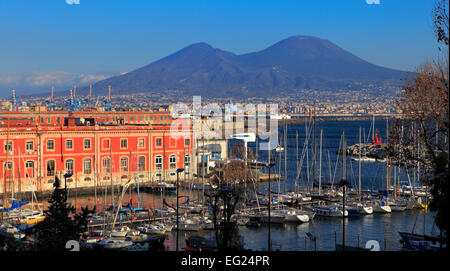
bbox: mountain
[79,35,408,97]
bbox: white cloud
[0,70,116,88]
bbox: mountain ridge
[75,35,408,98]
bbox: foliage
[205,186,245,251]
[388,0,449,246]
[35,177,95,250]
[433,0,449,48]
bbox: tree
[388,0,449,246]
[433,0,449,48]
[35,177,95,250]
[205,186,245,251]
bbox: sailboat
[271,208,309,223]
[371,199,392,213]
[304,204,348,217]
[343,202,373,216]
[345,127,373,216]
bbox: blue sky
[0,0,443,94]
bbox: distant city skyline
[0,0,443,96]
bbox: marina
[1,118,442,251]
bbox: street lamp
[264,162,275,251]
[339,179,349,251]
[176,167,184,252]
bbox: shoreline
[279,116,393,126]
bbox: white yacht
[97,237,133,249]
[258,210,286,224]
[304,205,348,217]
[176,217,201,231]
[111,226,132,237]
[371,201,392,213]
[152,207,175,217]
[272,208,309,223]
[351,156,376,162]
[388,199,408,212]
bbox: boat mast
[342,130,346,182]
[306,119,310,193]
[18,147,21,200]
[12,140,15,200]
[284,118,287,194]
[372,115,375,141]
[312,110,316,194]
[319,128,322,196]
[295,129,299,195]
[278,132,281,200]
[110,144,114,210]
[4,109,10,209]
[359,126,361,196]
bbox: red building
[0,109,193,195]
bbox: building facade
[0,110,193,195]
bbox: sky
[0,0,443,96]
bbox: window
[184,155,190,167]
[25,161,34,177]
[66,139,73,150]
[47,117,51,123]
[47,140,54,150]
[156,138,162,147]
[121,139,128,149]
[57,117,60,124]
[138,138,145,148]
[83,158,92,174]
[155,155,163,170]
[47,160,55,176]
[169,155,177,169]
[65,159,74,174]
[102,157,111,173]
[103,139,110,149]
[138,156,145,171]
[185,138,191,147]
[120,157,128,172]
[84,139,91,149]
[4,162,13,171]
[4,141,13,152]
[26,141,33,151]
